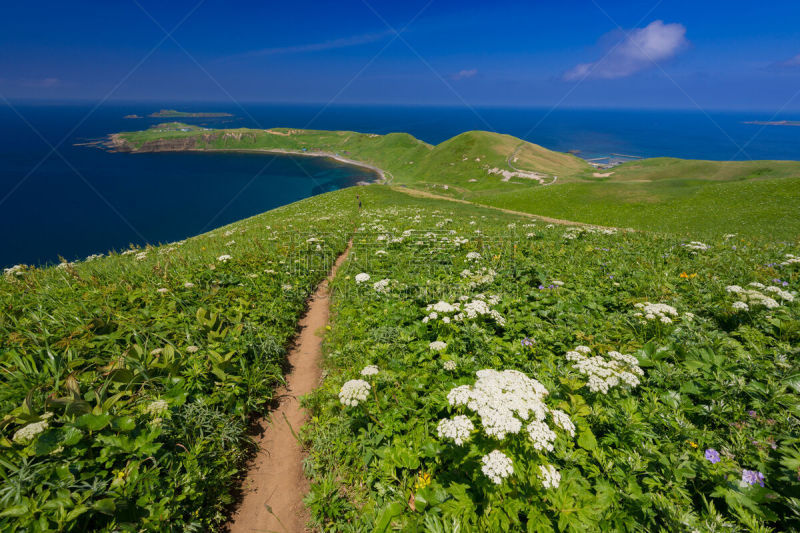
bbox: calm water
[1,102,798,267]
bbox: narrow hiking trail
[228,241,352,533]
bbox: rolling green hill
[110,124,800,239]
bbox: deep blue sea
[1,102,798,267]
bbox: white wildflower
[217,254,232,262]
[360,365,379,377]
[443,360,457,371]
[355,273,370,284]
[339,379,371,407]
[429,341,447,352]
[481,450,514,484]
[538,464,561,489]
[145,400,169,416]
[437,415,474,445]
[373,279,391,293]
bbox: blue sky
[1,0,799,110]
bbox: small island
[743,120,800,127]
[148,109,233,118]
[123,114,142,119]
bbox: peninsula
[109,123,800,238]
[148,109,234,118]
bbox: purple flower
[741,469,765,487]
[520,337,535,348]
[704,448,721,464]
[747,410,757,418]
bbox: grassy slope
[115,125,800,239]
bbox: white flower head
[339,379,371,407]
[355,272,370,284]
[538,464,561,489]
[481,450,514,484]
[429,341,447,352]
[437,415,474,445]
[360,365,379,377]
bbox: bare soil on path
[227,242,352,533]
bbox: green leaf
[0,504,29,517]
[112,416,136,432]
[373,501,404,533]
[76,413,111,431]
[93,498,116,515]
[577,428,597,451]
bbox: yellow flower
[688,441,698,448]
[679,272,689,279]
[415,472,432,489]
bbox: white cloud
[564,20,688,81]
[451,69,478,80]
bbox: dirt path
[227,241,352,533]
[391,186,628,231]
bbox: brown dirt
[227,241,352,533]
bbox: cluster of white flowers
[538,464,561,489]
[466,251,482,261]
[184,282,195,289]
[339,379,371,407]
[373,279,391,293]
[360,365,379,377]
[633,302,679,324]
[145,399,169,416]
[460,267,497,288]
[566,346,644,394]
[781,254,800,267]
[726,283,792,310]
[135,251,148,261]
[3,264,25,278]
[13,419,49,444]
[481,450,514,484]
[683,241,710,251]
[217,254,232,262]
[437,415,474,445]
[444,369,573,451]
[563,226,617,239]
[454,299,506,326]
[422,296,504,326]
[355,272,371,283]
[443,360,457,371]
[429,341,447,351]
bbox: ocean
[1,102,798,267]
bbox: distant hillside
[109,124,800,238]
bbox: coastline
[107,134,388,185]
[205,148,390,184]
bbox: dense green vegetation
[2,184,799,531]
[113,125,800,239]
[0,192,355,531]
[302,186,800,531]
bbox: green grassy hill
[4,185,799,531]
[111,124,800,239]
